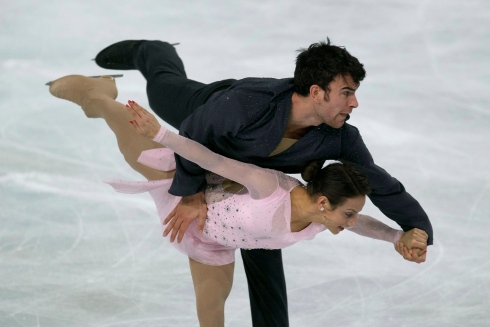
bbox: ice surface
[1,0,490,326]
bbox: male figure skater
[94,39,432,327]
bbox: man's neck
[284,92,317,139]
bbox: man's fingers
[169,219,183,243]
[177,221,192,243]
[197,215,206,233]
[413,229,428,241]
[164,208,177,225]
[163,214,177,237]
[410,239,427,250]
[163,222,175,237]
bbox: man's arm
[340,125,434,245]
[164,89,261,242]
[168,89,249,196]
[126,100,279,243]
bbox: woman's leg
[49,75,173,181]
[188,258,234,327]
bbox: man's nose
[350,95,359,109]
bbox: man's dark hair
[294,38,366,96]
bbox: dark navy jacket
[171,77,433,244]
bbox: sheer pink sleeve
[347,214,403,243]
[152,126,279,199]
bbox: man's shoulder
[209,77,293,117]
[230,77,294,96]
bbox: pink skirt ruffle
[105,148,236,266]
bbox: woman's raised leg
[189,258,234,327]
[49,75,172,181]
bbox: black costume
[132,41,433,327]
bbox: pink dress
[107,146,326,266]
[106,126,402,266]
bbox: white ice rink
[1,0,489,326]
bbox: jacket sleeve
[167,89,248,196]
[340,125,434,245]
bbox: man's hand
[163,192,207,243]
[394,228,428,264]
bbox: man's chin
[329,121,346,129]
[329,115,350,129]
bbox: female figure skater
[49,75,427,327]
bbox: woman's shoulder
[273,170,301,192]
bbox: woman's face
[323,196,366,234]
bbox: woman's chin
[328,227,341,235]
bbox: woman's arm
[126,100,279,200]
[348,214,403,243]
[349,214,429,263]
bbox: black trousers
[134,41,289,327]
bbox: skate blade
[45,74,123,86]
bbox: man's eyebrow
[341,86,357,91]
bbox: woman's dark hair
[301,160,371,209]
[294,38,366,96]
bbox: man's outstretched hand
[395,228,428,263]
[163,192,207,243]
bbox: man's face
[315,74,359,129]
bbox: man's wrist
[181,192,205,202]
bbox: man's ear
[309,84,323,103]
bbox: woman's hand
[126,100,161,139]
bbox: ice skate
[95,40,147,70]
[48,74,118,118]
[45,74,122,86]
[94,40,180,70]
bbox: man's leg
[131,41,235,129]
[241,249,289,327]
